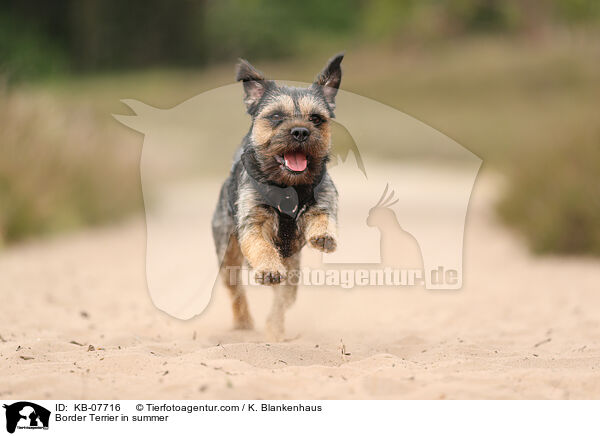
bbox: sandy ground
[1,167,600,400]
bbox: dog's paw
[266,324,284,342]
[309,233,337,253]
[266,315,285,342]
[254,263,287,285]
[233,315,254,330]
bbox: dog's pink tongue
[284,151,308,171]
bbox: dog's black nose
[291,127,310,142]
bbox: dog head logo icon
[3,402,50,433]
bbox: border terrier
[212,54,343,340]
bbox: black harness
[239,148,327,221]
[234,149,328,257]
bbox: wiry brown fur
[212,54,344,340]
[250,94,332,186]
[219,234,253,329]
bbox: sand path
[1,168,599,399]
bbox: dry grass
[0,89,141,245]
[498,130,600,255]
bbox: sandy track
[1,169,600,399]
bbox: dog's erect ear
[313,53,344,110]
[236,59,272,113]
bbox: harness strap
[238,148,326,221]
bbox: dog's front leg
[239,213,286,285]
[304,210,337,253]
[266,253,300,341]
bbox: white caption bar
[0,400,596,436]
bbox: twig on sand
[339,339,351,361]
[534,338,552,348]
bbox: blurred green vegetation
[498,132,600,255]
[0,0,599,255]
[2,0,600,81]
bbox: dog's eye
[309,114,323,126]
[269,113,283,121]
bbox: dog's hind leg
[266,253,300,341]
[220,235,254,330]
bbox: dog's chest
[275,212,304,258]
[269,183,315,258]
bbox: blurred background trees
[2,0,600,81]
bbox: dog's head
[236,53,343,186]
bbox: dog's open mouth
[276,151,308,173]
